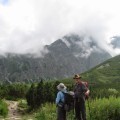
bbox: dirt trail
[4,100,22,120]
[1,100,34,120]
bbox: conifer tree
[36,80,44,107]
[26,83,37,108]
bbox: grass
[87,97,120,120]
[35,97,120,120]
[0,100,8,118]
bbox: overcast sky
[0,0,120,56]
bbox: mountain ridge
[0,34,111,83]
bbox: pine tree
[36,80,44,107]
[26,83,37,109]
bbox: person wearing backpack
[56,83,67,120]
[73,74,90,120]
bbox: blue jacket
[56,90,67,104]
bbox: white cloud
[0,0,120,56]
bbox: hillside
[82,55,120,84]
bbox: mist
[0,0,120,57]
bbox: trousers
[57,106,66,120]
[74,98,86,120]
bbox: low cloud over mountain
[0,0,120,57]
[0,34,111,83]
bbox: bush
[26,81,59,109]
[35,97,120,120]
[18,100,28,109]
[108,88,119,96]
[87,97,120,120]
[35,103,56,120]
[0,100,8,118]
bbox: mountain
[44,34,111,77]
[0,34,111,83]
[82,55,120,84]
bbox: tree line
[0,80,119,110]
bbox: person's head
[73,74,82,83]
[57,83,67,92]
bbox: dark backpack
[62,92,74,112]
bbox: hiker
[73,74,90,120]
[56,83,67,120]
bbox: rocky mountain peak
[0,34,112,83]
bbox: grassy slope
[83,54,120,84]
[58,55,120,84]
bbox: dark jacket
[74,82,88,100]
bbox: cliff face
[0,34,111,83]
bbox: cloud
[0,0,120,57]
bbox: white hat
[57,83,67,91]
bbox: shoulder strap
[78,81,84,87]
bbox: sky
[0,0,120,57]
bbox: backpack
[81,81,89,99]
[62,92,74,112]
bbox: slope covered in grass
[82,55,120,84]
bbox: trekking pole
[87,85,92,120]
[87,99,91,120]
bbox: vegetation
[82,55,120,84]
[0,55,119,119]
[87,97,120,120]
[25,79,120,110]
[0,100,8,118]
[0,83,29,100]
[26,80,58,109]
[35,97,120,120]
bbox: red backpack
[81,81,89,99]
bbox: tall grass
[87,96,120,120]
[0,100,8,118]
[35,103,75,120]
[35,103,56,120]
[36,97,120,120]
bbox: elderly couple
[56,74,90,120]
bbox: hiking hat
[73,74,82,79]
[57,83,67,91]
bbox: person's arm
[85,89,90,96]
[56,92,61,105]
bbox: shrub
[35,97,120,120]
[108,88,119,96]
[87,97,120,120]
[0,100,8,118]
[35,103,56,120]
